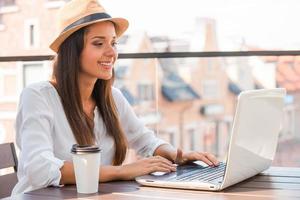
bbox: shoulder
[111,87,130,113]
[20,81,56,103]
[111,86,123,100]
[22,81,53,93]
[111,86,132,105]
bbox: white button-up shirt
[12,81,166,195]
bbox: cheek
[81,52,98,66]
[80,57,95,73]
[113,50,118,62]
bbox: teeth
[99,62,112,66]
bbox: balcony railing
[1,50,300,62]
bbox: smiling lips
[98,61,113,70]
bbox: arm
[103,156,175,181]
[15,87,64,190]
[153,144,177,162]
[59,162,75,184]
[60,158,176,184]
[59,162,123,183]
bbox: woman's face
[80,21,118,81]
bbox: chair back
[0,142,18,198]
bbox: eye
[112,41,118,47]
[93,42,103,46]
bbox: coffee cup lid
[71,144,101,154]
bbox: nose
[104,44,117,58]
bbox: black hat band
[62,13,112,33]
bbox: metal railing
[1,50,300,62]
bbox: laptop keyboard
[174,162,226,182]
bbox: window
[0,14,4,30]
[3,74,17,96]
[23,63,45,87]
[0,67,18,102]
[24,19,39,48]
[137,83,155,101]
[0,0,15,7]
[0,0,18,14]
[29,24,35,46]
[0,123,5,143]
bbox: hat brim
[49,17,128,53]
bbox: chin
[99,74,113,80]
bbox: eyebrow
[91,36,116,40]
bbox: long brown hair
[52,27,127,165]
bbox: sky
[101,0,300,50]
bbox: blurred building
[0,0,67,143]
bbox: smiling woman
[11,0,219,196]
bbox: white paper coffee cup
[71,144,101,194]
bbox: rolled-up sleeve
[16,87,64,189]
[113,88,168,157]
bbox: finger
[148,164,172,174]
[151,162,176,173]
[204,153,220,166]
[156,162,177,171]
[196,153,213,166]
[150,156,176,169]
[152,156,174,167]
[175,148,183,164]
[148,156,172,167]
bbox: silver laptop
[136,88,286,191]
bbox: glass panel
[0,55,298,167]
[23,63,44,87]
[3,74,16,96]
[29,24,35,46]
[0,0,15,7]
[137,83,154,101]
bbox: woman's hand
[174,149,219,166]
[118,155,176,180]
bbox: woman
[12,0,219,194]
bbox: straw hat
[49,0,129,52]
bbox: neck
[78,76,97,104]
